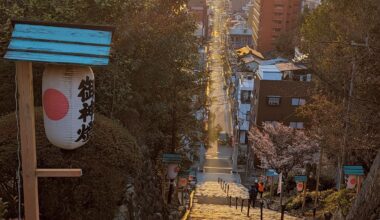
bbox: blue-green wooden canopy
[3,20,114,66]
[162,153,182,163]
[343,165,364,176]
[294,175,307,182]
[266,169,278,177]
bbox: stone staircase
[189,178,301,220]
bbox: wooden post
[16,62,83,220]
[181,189,184,205]
[356,176,362,195]
[247,199,250,217]
[302,180,308,215]
[269,177,274,201]
[314,145,323,214]
[281,205,285,220]
[241,199,244,212]
[17,61,39,220]
[235,197,238,209]
[229,196,232,207]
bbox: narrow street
[190,0,299,219]
[204,0,234,174]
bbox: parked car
[217,131,229,146]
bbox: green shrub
[0,109,143,220]
[321,189,355,216]
[285,194,303,210]
[285,189,336,211]
[0,198,7,220]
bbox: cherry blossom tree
[248,122,319,178]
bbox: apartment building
[250,0,302,54]
[229,22,253,49]
[236,74,254,144]
[230,0,251,13]
[302,0,321,11]
[188,0,209,42]
[250,62,311,128]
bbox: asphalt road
[205,0,234,174]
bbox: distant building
[302,0,321,11]
[229,22,253,49]
[188,0,209,42]
[236,46,289,72]
[250,0,302,54]
[230,0,250,13]
[235,74,254,144]
[250,62,311,129]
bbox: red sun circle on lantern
[297,182,304,191]
[350,177,357,185]
[43,88,69,120]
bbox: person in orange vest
[258,181,265,198]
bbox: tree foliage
[299,0,380,170]
[0,0,207,157]
[249,122,319,178]
[0,0,207,218]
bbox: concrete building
[230,0,250,13]
[188,0,209,42]
[250,0,302,54]
[236,74,254,145]
[250,63,311,128]
[229,21,253,49]
[302,0,321,11]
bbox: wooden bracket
[36,168,82,177]
[16,62,83,220]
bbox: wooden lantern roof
[3,20,114,66]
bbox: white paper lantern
[346,175,357,189]
[296,182,304,192]
[167,164,180,179]
[42,65,95,150]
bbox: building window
[241,90,251,104]
[273,20,282,24]
[267,96,281,106]
[291,98,306,106]
[275,12,283,16]
[273,28,281,32]
[289,122,304,129]
[300,74,312,81]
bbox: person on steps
[249,182,258,208]
[258,181,265,198]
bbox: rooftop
[229,22,252,36]
[236,46,264,60]
[257,65,282,80]
[275,62,307,72]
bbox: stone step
[204,158,231,167]
[204,167,232,173]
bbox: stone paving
[189,0,301,219]
[189,180,301,220]
[190,203,301,220]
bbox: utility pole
[314,145,323,217]
[337,39,368,189]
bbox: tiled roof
[275,62,307,72]
[236,46,264,59]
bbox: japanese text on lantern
[76,76,94,142]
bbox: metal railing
[180,190,195,220]
[218,177,266,218]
